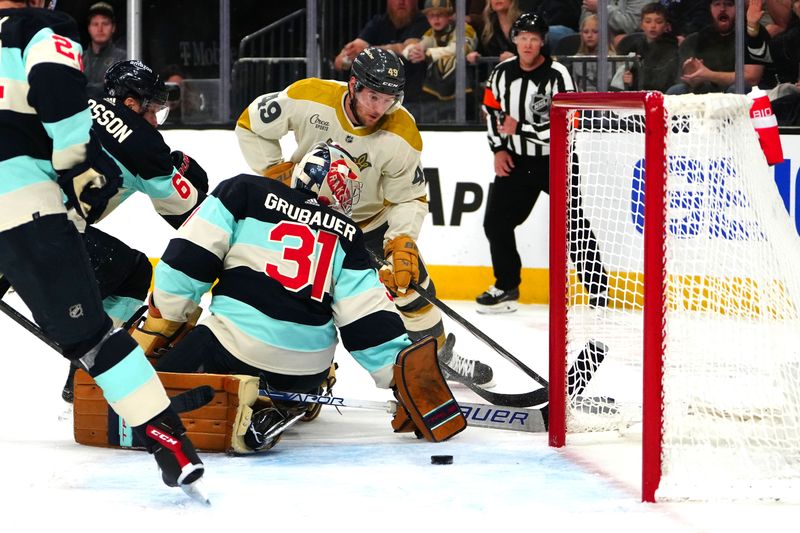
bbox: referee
[476,12,608,313]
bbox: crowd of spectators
[329,0,800,125]
[56,0,800,126]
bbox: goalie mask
[291,142,363,217]
[104,60,172,125]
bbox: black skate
[244,405,305,452]
[438,333,495,388]
[476,285,519,314]
[137,408,208,504]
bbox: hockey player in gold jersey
[235,47,494,387]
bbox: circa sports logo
[309,113,330,131]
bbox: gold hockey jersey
[235,78,428,241]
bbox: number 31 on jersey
[266,221,338,302]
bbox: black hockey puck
[431,455,453,465]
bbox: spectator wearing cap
[403,0,478,101]
[82,2,126,94]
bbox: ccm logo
[148,427,179,446]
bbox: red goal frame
[547,92,667,503]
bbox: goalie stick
[260,388,548,433]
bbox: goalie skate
[438,333,495,388]
[243,406,305,452]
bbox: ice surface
[1,295,798,532]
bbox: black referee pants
[483,153,608,296]
[483,154,549,291]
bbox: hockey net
[548,92,800,502]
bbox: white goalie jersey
[234,78,429,242]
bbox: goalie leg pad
[73,370,261,453]
[392,337,467,442]
[227,374,262,454]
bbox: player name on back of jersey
[88,98,133,144]
[265,192,357,241]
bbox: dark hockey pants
[0,213,113,360]
[156,325,329,393]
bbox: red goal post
[548,91,800,503]
[549,91,667,503]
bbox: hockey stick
[440,364,547,406]
[0,278,146,357]
[439,339,606,407]
[369,252,607,407]
[368,250,548,389]
[0,278,66,355]
[260,388,548,433]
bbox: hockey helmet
[291,142,363,217]
[510,12,549,41]
[351,47,405,96]
[104,60,172,124]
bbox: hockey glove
[57,133,122,224]
[171,150,209,194]
[262,161,296,186]
[381,235,420,295]
[129,298,202,361]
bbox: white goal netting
[561,93,800,501]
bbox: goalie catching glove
[129,297,202,362]
[380,235,420,295]
[57,132,122,224]
[391,336,466,442]
[262,161,296,186]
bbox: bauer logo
[460,404,529,426]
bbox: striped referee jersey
[483,56,574,158]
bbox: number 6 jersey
[152,174,411,388]
[85,96,205,229]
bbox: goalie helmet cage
[548,91,800,503]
